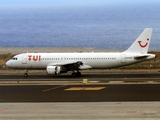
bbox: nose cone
[5,60,12,68]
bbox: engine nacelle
[46,66,61,75]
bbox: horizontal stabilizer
[134,54,155,60]
[134,55,149,60]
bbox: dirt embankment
[0,50,159,70]
[0,53,14,69]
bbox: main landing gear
[23,69,81,77]
[71,71,81,77]
[24,69,28,77]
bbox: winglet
[124,28,153,54]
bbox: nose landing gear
[24,69,28,77]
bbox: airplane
[5,28,155,77]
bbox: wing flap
[79,65,92,70]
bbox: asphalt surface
[1,70,160,119]
[0,70,160,102]
[0,84,160,102]
[0,71,160,82]
[1,102,160,120]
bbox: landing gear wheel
[72,72,76,77]
[24,73,28,77]
[76,72,81,77]
[24,69,28,77]
[71,71,81,77]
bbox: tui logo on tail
[138,38,149,48]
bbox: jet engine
[46,66,61,75]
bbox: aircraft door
[22,54,27,64]
[121,54,126,63]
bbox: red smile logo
[138,38,149,48]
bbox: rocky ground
[0,48,159,70]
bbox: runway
[0,69,160,82]
[0,70,160,102]
[0,84,160,102]
[0,102,160,120]
[0,70,160,119]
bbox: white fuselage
[6,52,155,70]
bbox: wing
[48,61,92,71]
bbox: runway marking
[43,85,67,92]
[65,87,105,91]
[0,108,8,112]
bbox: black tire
[76,72,81,77]
[24,73,28,77]
[71,72,76,77]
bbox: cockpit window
[12,57,18,60]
